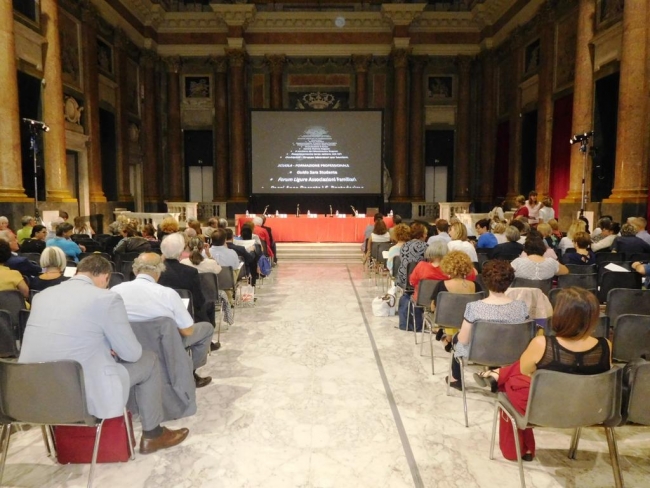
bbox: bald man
[112,253,214,388]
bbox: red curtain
[549,94,573,217]
[493,121,510,199]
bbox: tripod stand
[23,118,49,222]
[570,131,594,218]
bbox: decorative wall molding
[411,12,480,32]
[247,13,391,32]
[381,4,426,27]
[211,4,257,28]
[246,44,393,57]
[591,21,623,72]
[156,13,226,32]
[14,21,46,72]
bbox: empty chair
[557,273,597,290]
[17,252,42,264]
[119,260,135,281]
[605,288,650,328]
[0,359,135,487]
[108,272,125,288]
[564,264,597,275]
[510,277,553,296]
[410,279,440,346]
[0,290,28,339]
[623,359,650,425]
[626,253,650,263]
[598,271,642,304]
[612,314,650,362]
[0,310,18,358]
[489,368,623,488]
[455,319,536,427]
[595,252,624,265]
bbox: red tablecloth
[236,215,393,243]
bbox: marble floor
[3,263,650,487]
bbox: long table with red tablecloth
[235,215,393,243]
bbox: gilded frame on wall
[523,39,541,78]
[183,75,212,101]
[59,9,83,91]
[97,37,114,77]
[596,0,624,31]
[426,75,454,102]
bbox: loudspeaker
[425,130,454,167]
[184,130,214,167]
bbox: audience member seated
[427,219,451,246]
[252,217,274,260]
[388,214,402,241]
[0,216,14,236]
[158,233,211,324]
[488,198,506,223]
[492,222,507,244]
[203,218,219,240]
[364,219,391,263]
[447,221,478,262]
[475,218,498,249]
[157,216,180,241]
[447,260,529,391]
[431,251,482,351]
[211,228,242,272]
[512,195,529,220]
[563,231,595,265]
[113,253,215,387]
[557,220,586,252]
[628,217,650,246]
[141,224,159,248]
[16,215,35,245]
[537,196,555,224]
[46,222,85,262]
[260,215,277,263]
[0,240,29,298]
[474,287,611,461]
[73,216,94,236]
[490,225,524,260]
[181,237,222,275]
[511,235,569,280]
[612,222,650,255]
[396,223,429,330]
[547,219,563,241]
[537,222,558,250]
[387,224,411,274]
[238,224,261,252]
[19,255,189,454]
[362,213,384,253]
[409,241,449,301]
[19,224,47,254]
[521,230,558,260]
[29,247,69,291]
[525,191,542,225]
[592,221,620,254]
[226,228,256,285]
[185,218,203,238]
[0,230,42,280]
[114,224,151,255]
[510,219,528,244]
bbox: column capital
[391,48,411,69]
[265,54,286,75]
[352,54,373,73]
[165,56,182,73]
[381,4,426,27]
[226,49,247,68]
[208,56,229,73]
[80,0,101,29]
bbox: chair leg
[605,427,624,488]
[460,358,468,428]
[508,412,526,488]
[40,425,53,458]
[489,403,499,460]
[88,420,105,488]
[429,327,435,375]
[446,352,453,396]
[124,410,135,461]
[0,424,12,486]
[413,306,419,345]
[569,427,581,459]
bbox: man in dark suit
[225,228,256,285]
[158,233,214,327]
[0,230,42,281]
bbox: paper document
[181,298,190,309]
[604,263,630,272]
[382,251,389,259]
[63,267,77,278]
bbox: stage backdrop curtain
[549,93,573,217]
[493,121,510,200]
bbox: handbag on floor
[54,412,135,464]
[372,293,396,316]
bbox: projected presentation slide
[251,110,383,195]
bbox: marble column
[265,54,285,110]
[114,30,132,202]
[228,49,248,202]
[166,57,184,201]
[41,0,75,201]
[391,48,410,201]
[81,3,105,203]
[605,0,648,203]
[506,44,523,200]
[0,0,29,201]
[455,56,472,201]
[408,56,426,200]
[562,0,595,203]
[141,51,161,204]
[478,52,496,205]
[535,3,555,198]
[211,56,229,201]
[352,55,372,109]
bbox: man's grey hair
[505,225,521,243]
[21,215,34,226]
[0,230,12,242]
[0,216,8,224]
[218,218,228,229]
[425,241,448,261]
[252,216,263,226]
[132,254,166,275]
[207,217,218,227]
[160,232,185,259]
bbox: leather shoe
[139,427,189,455]
[210,341,221,352]
[194,373,212,388]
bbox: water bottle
[245,210,249,217]
[389,209,393,217]
[336,210,339,216]
[275,210,279,216]
[307,210,311,216]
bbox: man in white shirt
[209,228,241,269]
[427,219,451,246]
[592,220,617,252]
[629,217,650,246]
[112,253,214,388]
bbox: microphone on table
[263,205,269,216]
[350,205,358,216]
[329,205,333,217]
[296,204,300,218]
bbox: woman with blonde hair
[512,195,529,220]
[386,223,410,274]
[30,247,69,291]
[181,236,222,274]
[492,222,507,244]
[557,219,586,252]
[447,221,477,262]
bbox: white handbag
[372,293,396,317]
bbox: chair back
[173,289,194,318]
[119,260,135,281]
[598,272,642,303]
[79,252,111,262]
[557,273,598,291]
[525,368,622,429]
[612,314,650,362]
[415,280,440,308]
[564,264,597,275]
[391,256,401,279]
[625,360,650,425]
[0,359,96,426]
[17,252,42,264]
[109,272,125,288]
[548,287,600,308]
[597,261,632,284]
[198,272,219,302]
[627,253,650,263]
[595,252,624,265]
[510,277,553,296]
[0,310,18,358]
[373,242,392,266]
[0,290,25,336]
[217,266,236,292]
[468,320,536,366]
[605,288,650,327]
[432,291,486,328]
[403,261,419,293]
